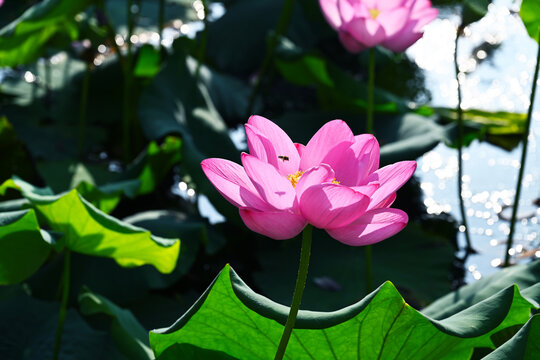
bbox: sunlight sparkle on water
[24,71,36,83]
[411,0,540,282]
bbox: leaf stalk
[247,0,296,116]
[504,30,540,266]
[52,249,71,360]
[454,28,474,253]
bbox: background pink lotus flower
[201,116,416,246]
[319,0,438,53]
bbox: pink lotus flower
[319,0,438,53]
[201,116,416,246]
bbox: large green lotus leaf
[521,0,540,42]
[122,210,204,288]
[0,0,92,67]
[121,136,182,195]
[36,161,127,194]
[0,54,132,161]
[273,111,449,166]
[149,265,539,359]
[433,107,527,150]
[0,177,180,274]
[0,198,32,213]
[35,161,140,213]
[0,292,122,359]
[274,40,411,114]
[186,57,259,121]
[0,209,52,285]
[138,46,237,156]
[138,47,241,224]
[483,315,540,360]
[0,56,107,161]
[204,0,315,76]
[35,136,181,213]
[433,108,527,135]
[254,223,454,311]
[0,51,85,107]
[22,214,203,307]
[79,288,154,360]
[423,260,540,320]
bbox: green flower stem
[247,0,296,117]
[195,0,209,80]
[363,47,376,294]
[364,244,373,293]
[52,249,71,360]
[274,225,313,360]
[504,30,540,267]
[78,64,91,159]
[454,29,473,252]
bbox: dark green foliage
[0,0,535,358]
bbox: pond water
[409,0,540,282]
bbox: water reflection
[410,0,540,282]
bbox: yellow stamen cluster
[287,171,341,188]
[287,171,305,188]
[369,8,380,19]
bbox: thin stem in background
[123,0,135,162]
[158,0,165,41]
[52,250,71,360]
[274,225,313,360]
[366,47,375,134]
[78,64,91,159]
[247,0,296,117]
[504,31,540,267]
[453,29,474,252]
[43,56,52,112]
[363,47,376,294]
[96,1,127,73]
[195,0,209,80]
[44,57,51,94]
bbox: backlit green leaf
[1,177,180,274]
[0,0,92,67]
[0,209,52,285]
[521,0,540,42]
